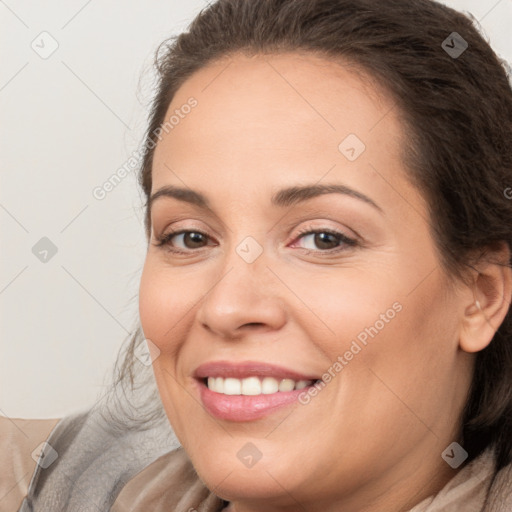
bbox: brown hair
[106,0,512,470]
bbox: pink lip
[194,360,320,422]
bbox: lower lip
[198,381,311,422]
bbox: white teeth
[261,377,279,394]
[206,376,314,395]
[241,377,261,395]
[278,379,295,392]
[224,377,241,395]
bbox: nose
[195,247,287,340]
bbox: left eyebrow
[148,183,383,213]
[271,183,383,213]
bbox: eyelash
[154,226,358,256]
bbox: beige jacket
[1,416,511,512]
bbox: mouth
[194,361,321,422]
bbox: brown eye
[311,232,340,250]
[179,231,208,249]
[294,229,357,252]
[156,230,212,251]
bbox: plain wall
[1,0,511,419]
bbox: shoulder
[0,416,60,512]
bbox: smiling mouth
[203,376,321,396]
[194,360,322,421]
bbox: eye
[154,229,214,253]
[291,228,357,253]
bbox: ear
[459,242,512,353]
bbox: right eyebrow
[149,185,211,210]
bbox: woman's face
[139,52,474,511]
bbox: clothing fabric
[409,447,507,512]
[0,417,58,512]
[15,404,180,511]
[2,407,511,511]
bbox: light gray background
[1,0,511,419]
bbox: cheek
[138,258,198,349]
[345,272,461,429]
[138,260,203,438]
[291,268,459,455]
[289,263,458,396]
[283,266,403,357]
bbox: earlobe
[459,244,512,354]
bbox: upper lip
[194,360,320,381]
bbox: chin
[197,464,296,504]
[187,441,304,501]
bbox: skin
[138,52,512,512]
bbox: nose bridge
[208,232,270,307]
[196,233,287,337]
[218,226,270,287]
[209,203,269,276]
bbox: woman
[2,0,512,510]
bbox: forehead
[150,51,411,209]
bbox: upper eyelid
[154,215,356,236]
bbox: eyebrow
[149,183,383,213]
